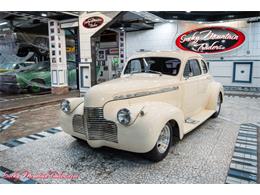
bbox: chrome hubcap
[156,125,171,154]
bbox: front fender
[103,100,185,153]
[60,97,86,140]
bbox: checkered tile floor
[226,123,259,184]
[0,127,62,184]
[0,114,18,133]
[0,127,62,152]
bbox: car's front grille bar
[84,107,118,143]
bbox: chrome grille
[72,114,85,135]
[84,107,118,143]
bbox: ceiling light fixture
[186,11,191,13]
[41,13,47,17]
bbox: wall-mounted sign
[176,27,245,54]
[83,16,104,29]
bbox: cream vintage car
[60,51,224,162]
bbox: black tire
[144,122,173,162]
[212,93,222,118]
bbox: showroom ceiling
[149,11,260,22]
[1,11,260,34]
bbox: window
[124,57,181,76]
[183,59,201,77]
[201,60,208,74]
[124,59,143,74]
[190,59,201,76]
[183,61,192,77]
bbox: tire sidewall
[212,94,222,118]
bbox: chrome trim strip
[113,86,179,100]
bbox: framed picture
[97,49,106,61]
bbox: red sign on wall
[176,27,245,54]
[83,16,104,29]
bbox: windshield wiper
[143,58,162,76]
[145,70,162,76]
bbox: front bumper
[60,103,159,153]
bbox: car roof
[127,50,202,61]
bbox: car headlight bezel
[117,108,131,126]
[60,99,71,113]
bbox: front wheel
[144,122,173,162]
[212,94,222,118]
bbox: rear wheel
[144,122,173,162]
[212,93,222,118]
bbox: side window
[183,61,192,77]
[190,59,201,76]
[124,59,143,74]
[201,60,208,74]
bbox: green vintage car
[0,61,77,93]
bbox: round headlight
[117,108,131,126]
[60,99,71,113]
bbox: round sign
[83,16,104,29]
[176,27,245,54]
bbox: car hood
[85,73,179,107]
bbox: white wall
[125,20,260,89]
[126,23,179,58]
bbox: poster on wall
[176,27,245,54]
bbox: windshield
[124,57,181,76]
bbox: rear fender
[206,82,224,110]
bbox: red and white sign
[83,16,104,29]
[176,27,245,54]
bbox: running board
[183,109,215,134]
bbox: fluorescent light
[41,13,47,17]
[186,11,191,13]
[0,22,8,26]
